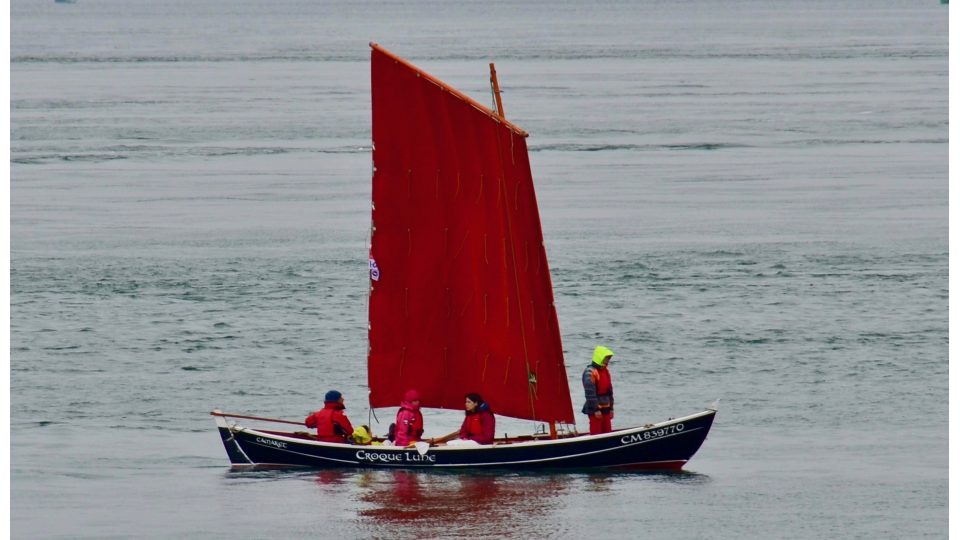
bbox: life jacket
[590,367,613,409]
[305,402,352,443]
[459,403,495,444]
[463,411,484,438]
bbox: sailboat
[211,43,716,470]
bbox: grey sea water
[11,0,947,538]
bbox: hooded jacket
[459,402,496,444]
[305,402,354,443]
[582,346,614,415]
[394,400,424,446]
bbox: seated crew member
[394,389,424,447]
[305,390,354,443]
[458,393,495,444]
[350,425,377,445]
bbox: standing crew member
[582,346,615,435]
[394,389,424,447]
[305,390,354,443]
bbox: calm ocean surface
[11,0,947,538]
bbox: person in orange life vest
[394,389,424,447]
[582,346,615,435]
[458,393,496,444]
[304,390,354,443]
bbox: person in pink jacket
[393,389,424,447]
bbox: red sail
[368,44,574,424]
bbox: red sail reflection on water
[314,469,568,535]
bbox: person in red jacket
[305,390,354,443]
[393,389,424,447]
[458,393,495,444]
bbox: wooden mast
[489,63,505,119]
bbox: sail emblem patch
[369,258,380,281]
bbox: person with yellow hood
[582,346,615,434]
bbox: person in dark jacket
[582,346,614,435]
[305,390,354,443]
[458,393,496,444]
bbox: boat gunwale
[217,408,716,452]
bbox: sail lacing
[494,133,539,423]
